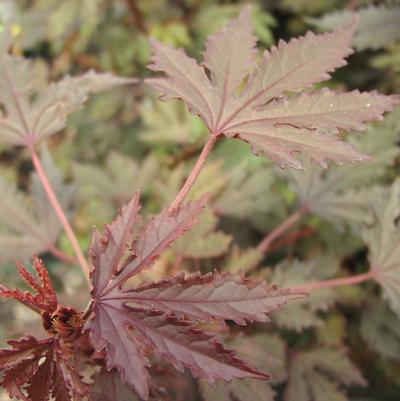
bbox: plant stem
[257,207,308,254]
[291,270,377,293]
[30,147,91,286]
[169,134,218,212]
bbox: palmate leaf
[308,5,400,51]
[0,147,74,263]
[86,194,303,399]
[146,6,398,169]
[0,29,135,147]
[363,179,400,316]
[285,348,366,401]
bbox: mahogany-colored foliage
[85,193,303,399]
[0,195,303,400]
[146,6,398,169]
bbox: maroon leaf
[26,347,54,401]
[129,308,269,382]
[86,195,304,399]
[114,196,208,288]
[91,369,141,401]
[91,195,207,297]
[90,193,142,297]
[146,7,398,169]
[0,336,52,401]
[51,347,89,401]
[0,336,88,401]
[112,271,304,324]
[88,300,151,400]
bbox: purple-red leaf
[92,196,207,296]
[131,308,269,382]
[87,196,303,399]
[146,39,216,131]
[146,7,398,169]
[91,369,141,401]
[203,5,257,127]
[90,193,141,297]
[116,271,304,324]
[0,336,88,401]
[88,300,150,399]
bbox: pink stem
[30,147,91,286]
[169,134,218,212]
[291,270,377,293]
[257,207,308,254]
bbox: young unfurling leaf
[86,194,304,399]
[0,257,89,401]
[0,256,58,313]
[146,6,398,169]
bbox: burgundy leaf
[26,347,54,401]
[0,336,88,401]
[146,7,398,169]
[90,193,141,297]
[111,271,304,324]
[0,336,53,401]
[86,194,304,399]
[124,308,269,382]
[203,5,257,126]
[93,196,207,296]
[237,89,397,132]
[91,369,141,401]
[88,300,150,400]
[146,39,215,131]
[51,348,89,401]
